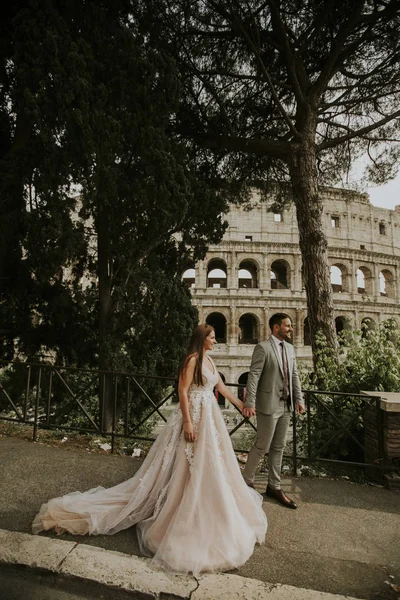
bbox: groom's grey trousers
[243,402,290,490]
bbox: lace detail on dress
[185,442,194,471]
[185,389,204,472]
[184,359,220,473]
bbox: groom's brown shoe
[266,485,297,509]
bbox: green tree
[144,0,400,361]
[309,318,400,394]
[297,319,400,463]
[0,0,228,428]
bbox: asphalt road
[1,437,400,600]
[0,564,145,600]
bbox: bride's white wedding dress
[32,360,267,575]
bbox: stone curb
[0,529,363,600]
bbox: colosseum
[183,187,400,405]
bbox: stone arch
[182,268,195,288]
[205,312,227,343]
[379,269,395,297]
[238,371,249,401]
[238,313,259,344]
[361,317,377,338]
[270,259,291,289]
[357,266,373,295]
[330,263,348,293]
[207,258,227,288]
[238,259,259,289]
[335,315,352,336]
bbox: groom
[242,313,305,509]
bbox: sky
[365,174,400,210]
[343,158,400,211]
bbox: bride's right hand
[183,421,195,442]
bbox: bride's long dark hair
[179,324,215,387]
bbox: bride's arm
[178,356,196,442]
[216,377,244,412]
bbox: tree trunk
[97,196,114,431]
[288,131,338,366]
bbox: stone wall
[363,396,400,488]
[385,412,400,459]
[186,188,400,400]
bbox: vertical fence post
[46,370,53,426]
[111,376,117,454]
[101,373,106,434]
[292,405,298,477]
[307,391,312,461]
[33,368,42,442]
[24,365,31,422]
[125,377,130,436]
[376,397,384,481]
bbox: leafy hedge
[297,318,400,462]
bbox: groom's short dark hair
[269,313,291,331]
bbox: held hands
[242,406,256,418]
[183,420,195,442]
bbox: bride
[32,324,267,575]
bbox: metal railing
[0,359,396,478]
[292,390,388,476]
[0,360,177,453]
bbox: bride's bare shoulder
[181,353,198,370]
[186,353,198,365]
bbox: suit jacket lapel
[269,337,284,377]
[283,341,293,382]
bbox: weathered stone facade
[185,188,400,398]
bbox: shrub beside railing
[1,358,397,479]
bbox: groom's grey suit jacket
[245,338,304,415]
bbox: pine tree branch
[311,0,368,97]
[318,109,400,150]
[226,4,301,140]
[191,71,235,135]
[198,68,292,89]
[193,131,290,158]
[268,0,309,106]
[315,0,400,97]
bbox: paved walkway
[0,436,399,599]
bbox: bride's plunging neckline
[204,355,215,374]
